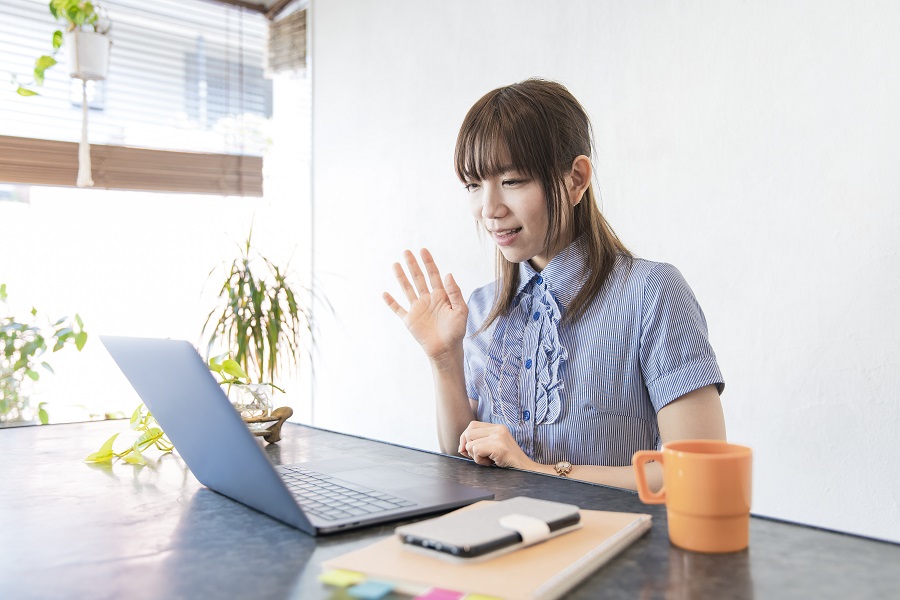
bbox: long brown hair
[454,78,630,329]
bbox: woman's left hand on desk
[459,421,535,470]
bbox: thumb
[444,273,466,309]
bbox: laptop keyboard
[279,466,417,521]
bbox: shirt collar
[516,236,589,310]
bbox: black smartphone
[395,497,581,559]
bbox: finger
[392,261,418,303]
[420,248,445,292]
[473,454,495,466]
[462,427,496,442]
[404,249,430,295]
[466,440,496,466]
[464,420,495,432]
[444,273,466,310]
[382,292,408,318]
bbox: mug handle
[633,450,665,504]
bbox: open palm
[383,248,468,361]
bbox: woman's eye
[502,179,522,187]
[464,182,480,192]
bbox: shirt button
[523,410,531,422]
[536,276,543,285]
[532,311,540,321]
[525,359,533,369]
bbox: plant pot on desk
[229,384,292,444]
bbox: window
[0,0,277,195]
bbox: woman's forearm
[429,348,474,454]
[523,460,663,492]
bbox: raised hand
[383,248,468,363]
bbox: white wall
[310,0,900,542]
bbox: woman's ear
[566,155,592,206]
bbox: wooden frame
[0,135,263,197]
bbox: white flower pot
[66,31,111,81]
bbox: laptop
[100,336,493,536]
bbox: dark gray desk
[1,421,897,599]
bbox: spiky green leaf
[84,433,120,463]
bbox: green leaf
[40,361,55,374]
[52,30,63,50]
[134,427,164,451]
[38,406,49,425]
[123,443,145,465]
[25,369,40,381]
[75,313,84,329]
[129,405,142,429]
[0,283,7,300]
[222,359,248,380]
[36,55,57,70]
[17,86,39,97]
[75,331,87,351]
[84,433,120,463]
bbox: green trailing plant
[207,353,285,394]
[84,404,173,466]
[1,283,87,425]
[202,230,312,388]
[12,0,111,96]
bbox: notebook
[322,502,652,600]
[100,336,493,536]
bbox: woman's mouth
[491,227,522,246]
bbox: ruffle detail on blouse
[483,280,568,433]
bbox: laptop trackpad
[336,466,432,491]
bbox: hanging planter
[67,28,112,188]
[67,30,111,81]
[14,1,112,188]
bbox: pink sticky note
[415,589,464,600]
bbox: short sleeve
[463,283,495,403]
[640,263,724,412]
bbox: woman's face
[465,166,569,271]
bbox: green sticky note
[348,580,394,599]
[319,569,366,588]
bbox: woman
[383,78,725,490]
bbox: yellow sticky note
[319,569,367,588]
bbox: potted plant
[13,0,112,97]
[202,230,314,419]
[0,283,88,425]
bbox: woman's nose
[481,186,506,219]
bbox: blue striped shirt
[463,238,724,467]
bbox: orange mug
[633,440,752,553]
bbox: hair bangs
[455,110,508,182]
[454,91,545,183]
